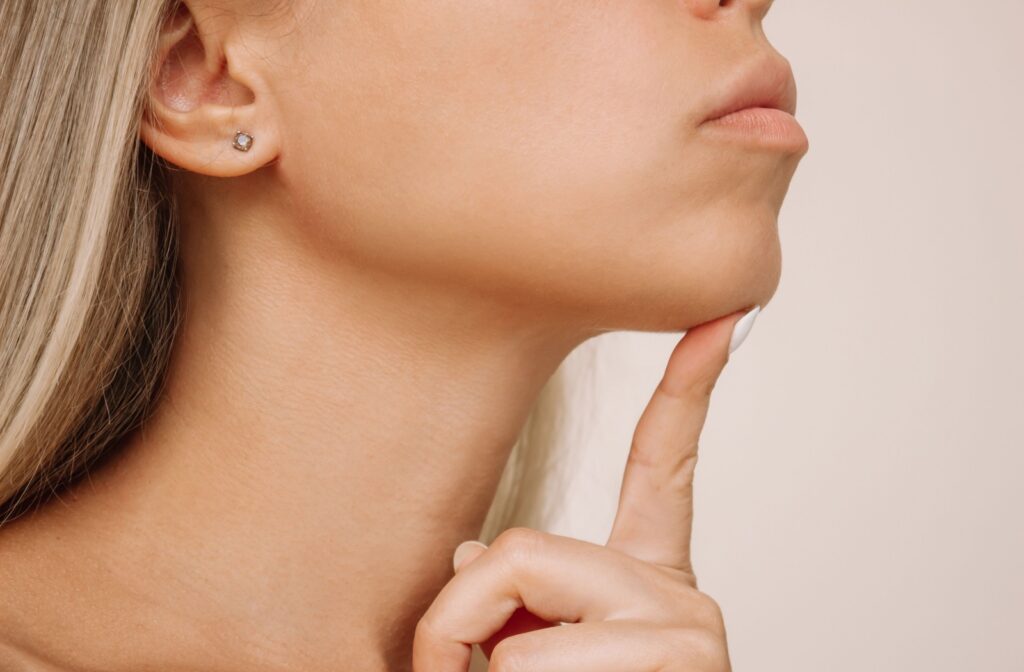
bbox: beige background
[485,1,1023,670]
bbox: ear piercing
[232,130,254,152]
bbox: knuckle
[660,566,697,594]
[487,637,531,672]
[689,373,719,401]
[627,435,700,476]
[491,526,545,569]
[676,450,700,480]
[625,436,659,470]
[413,611,443,644]
[689,591,727,636]
[661,578,726,635]
[674,627,730,670]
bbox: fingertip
[452,540,488,572]
[660,306,760,396]
[727,305,761,355]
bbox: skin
[0,0,805,669]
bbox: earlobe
[682,0,727,20]
[140,98,279,178]
[139,1,280,177]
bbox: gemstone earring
[232,130,254,152]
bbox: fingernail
[728,305,761,355]
[452,540,488,571]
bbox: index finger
[604,306,760,578]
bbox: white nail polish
[452,540,487,571]
[728,305,761,354]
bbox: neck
[14,198,589,670]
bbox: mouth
[699,54,807,152]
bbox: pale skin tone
[418,314,748,671]
[0,0,805,670]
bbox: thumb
[448,537,559,661]
[452,540,488,573]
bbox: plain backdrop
[485,2,1023,671]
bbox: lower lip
[701,107,808,152]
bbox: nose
[683,0,774,22]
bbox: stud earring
[232,130,254,152]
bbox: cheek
[277,2,694,273]
[549,200,784,332]
[272,1,782,326]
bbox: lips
[701,55,798,124]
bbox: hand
[412,307,761,671]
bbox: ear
[140,1,280,177]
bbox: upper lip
[701,55,798,123]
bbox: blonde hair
[0,0,571,537]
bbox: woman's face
[259,0,806,332]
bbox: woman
[0,0,807,669]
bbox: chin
[611,223,783,334]
[739,230,784,309]
[575,262,780,337]
[521,204,786,335]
